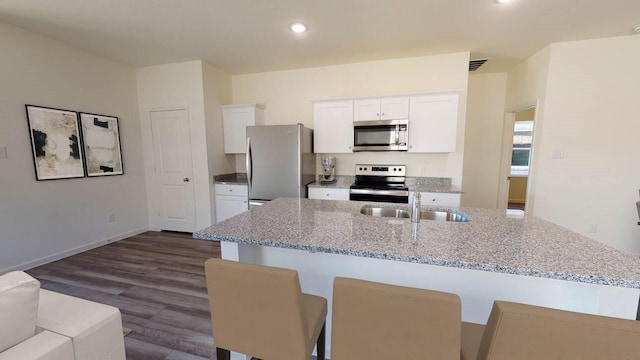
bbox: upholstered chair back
[476,301,640,360]
[331,277,462,360]
[205,258,325,360]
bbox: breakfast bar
[194,197,640,356]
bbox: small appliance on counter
[349,164,409,203]
[321,156,336,183]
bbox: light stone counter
[307,175,354,189]
[194,197,640,289]
[306,175,462,193]
[194,197,640,358]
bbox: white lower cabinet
[410,191,461,207]
[215,184,249,223]
[308,187,350,201]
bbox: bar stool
[331,277,462,360]
[204,258,327,360]
[461,301,640,360]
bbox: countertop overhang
[193,197,640,289]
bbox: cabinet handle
[183,177,190,182]
[376,113,380,117]
[326,193,330,197]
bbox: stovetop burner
[349,164,408,203]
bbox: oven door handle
[349,189,409,196]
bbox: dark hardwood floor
[26,231,221,360]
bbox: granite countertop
[307,176,354,189]
[213,173,247,185]
[307,175,462,193]
[194,197,640,289]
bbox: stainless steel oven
[353,119,408,152]
[349,164,409,203]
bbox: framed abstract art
[26,105,85,180]
[79,112,124,176]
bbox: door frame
[497,101,539,212]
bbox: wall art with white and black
[79,112,124,176]
[26,105,85,180]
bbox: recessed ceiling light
[289,23,308,33]
[496,0,511,3]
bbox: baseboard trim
[1,227,150,273]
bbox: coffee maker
[321,156,336,183]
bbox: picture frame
[79,112,124,177]
[26,105,85,180]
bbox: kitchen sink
[360,205,470,222]
[360,206,411,219]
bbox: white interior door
[151,109,196,232]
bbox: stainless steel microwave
[353,119,408,151]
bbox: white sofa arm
[0,271,40,352]
[0,330,74,360]
[37,290,126,360]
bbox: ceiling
[1,0,639,75]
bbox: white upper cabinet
[408,93,459,153]
[313,101,354,153]
[353,96,409,121]
[222,104,265,154]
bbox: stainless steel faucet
[411,191,421,223]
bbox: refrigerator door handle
[246,137,252,196]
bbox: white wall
[504,46,551,214]
[202,61,235,223]
[231,53,470,186]
[0,21,148,272]
[462,73,508,208]
[136,61,212,230]
[531,35,640,253]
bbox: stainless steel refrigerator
[246,124,316,206]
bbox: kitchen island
[194,197,640,357]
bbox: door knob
[183,177,190,182]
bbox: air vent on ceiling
[469,59,488,71]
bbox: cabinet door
[313,101,354,153]
[353,99,381,121]
[416,192,461,207]
[308,187,350,201]
[215,195,249,223]
[222,105,264,154]
[380,97,409,120]
[408,93,459,153]
[354,97,409,121]
[215,184,249,197]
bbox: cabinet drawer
[215,184,248,197]
[308,187,350,201]
[418,192,461,207]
